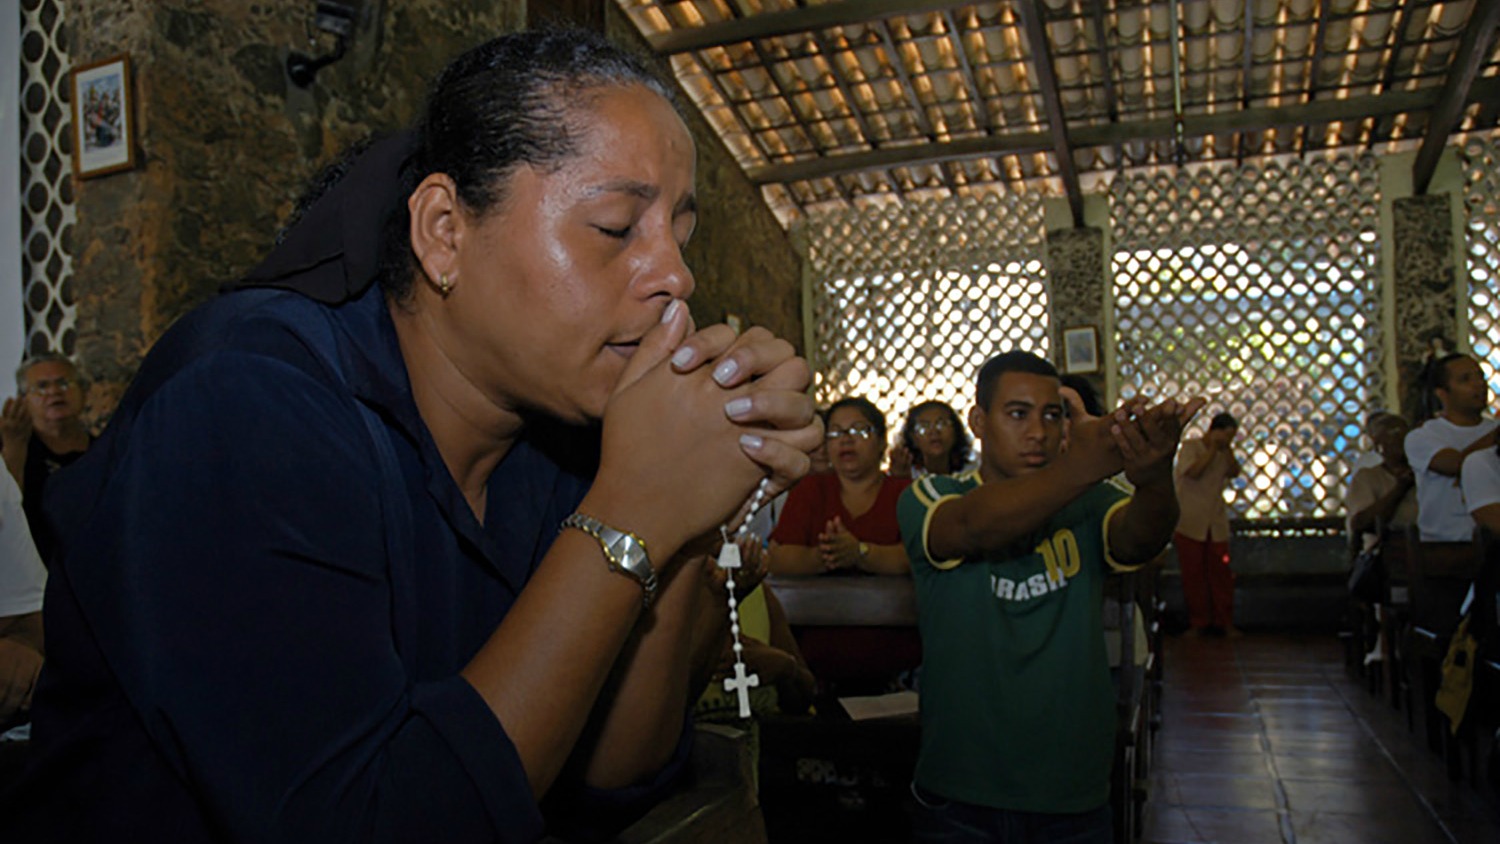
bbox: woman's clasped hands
[590,299,823,566]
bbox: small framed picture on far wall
[1063,325,1099,374]
[70,54,137,179]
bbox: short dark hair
[1420,352,1474,418]
[828,396,887,442]
[1430,352,1473,392]
[975,351,1058,411]
[1209,412,1238,431]
[379,29,679,300]
[900,400,972,473]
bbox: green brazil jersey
[898,470,1133,814]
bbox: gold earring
[437,273,454,295]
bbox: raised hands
[1060,389,1205,488]
[1112,396,1208,488]
[592,301,821,564]
[0,396,30,448]
[888,442,913,478]
[817,517,860,571]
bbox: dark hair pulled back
[380,29,678,300]
[900,400,972,474]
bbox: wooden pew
[767,575,921,696]
[1105,568,1159,844]
[1401,526,1480,768]
[1350,522,1411,704]
[540,724,766,844]
[1468,529,1500,791]
[758,575,921,839]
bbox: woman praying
[4,30,820,842]
[767,397,912,575]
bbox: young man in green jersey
[898,351,1201,843]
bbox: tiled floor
[1142,634,1500,844]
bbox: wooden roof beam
[1016,0,1084,227]
[1413,2,1500,194]
[874,21,960,195]
[1298,0,1332,156]
[646,0,974,55]
[748,77,1500,184]
[1368,0,1417,146]
[805,28,906,200]
[1237,0,1254,165]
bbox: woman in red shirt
[768,397,912,575]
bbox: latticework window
[801,194,1049,432]
[1111,156,1383,522]
[1461,136,1500,402]
[20,0,76,358]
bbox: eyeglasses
[825,424,876,441]
[912,418,952,436]
[24,376,74,396]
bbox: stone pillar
[1391,193,1457,418]
[1045,226,1107,400]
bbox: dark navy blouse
[1,283,686,842]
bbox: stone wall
[67,0,526,419]
[65,0,801,426]
[1044,225,1106,400]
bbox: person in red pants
[1173,412,1242,637]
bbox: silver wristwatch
[561,513,658,608]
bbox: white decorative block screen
[1461,136,1500,405]
[800,194,1049,432]
[19,0,76,359]
[1110,156,1384,521]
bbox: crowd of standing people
[0,23,1497,844]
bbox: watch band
[561,513,658,608]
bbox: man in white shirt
[1404,353,1497,542]
[1462,444,1500,536]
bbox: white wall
[0,0,24,373]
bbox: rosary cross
[716,476,771,718]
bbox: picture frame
[70,54,136,179]
[1063,325,1100,374]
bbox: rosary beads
[716,477,772,718]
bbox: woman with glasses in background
[891,400,973,479]
[768,397,911,576]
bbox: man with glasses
[1,354,92,563]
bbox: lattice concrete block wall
[801,193,1049,422]
[1460,137,1500,406]
[19,0,76,361]
[1110,155,1383,520]
[1392,193,1457,419]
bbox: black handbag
[1347,545,1385,603]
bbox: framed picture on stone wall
[1063,326,1099,374]
[69,54,136,179]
